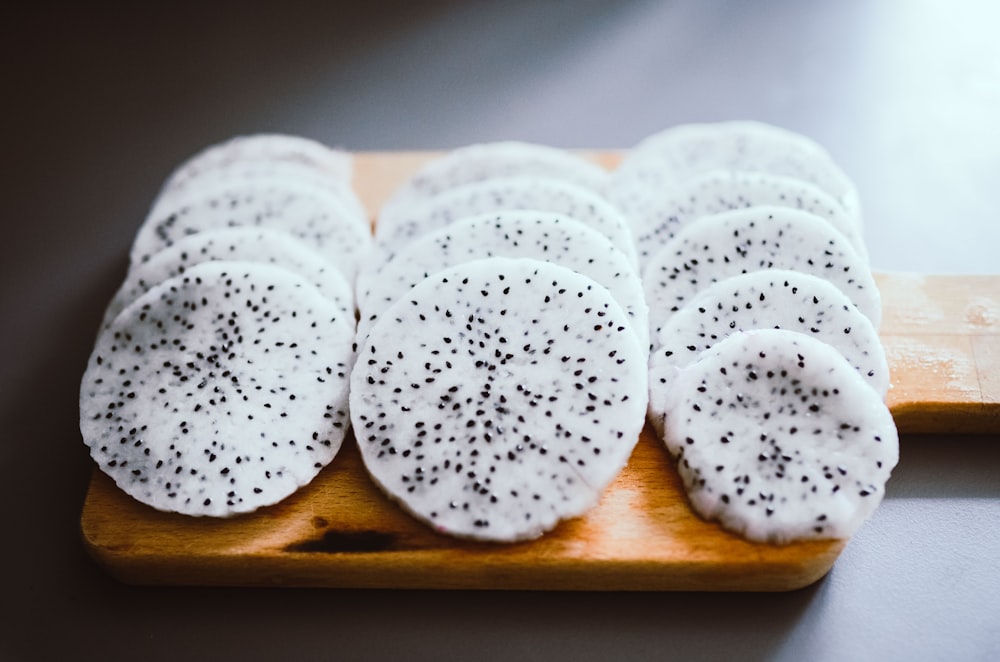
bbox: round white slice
[131,175,373,283]
[80,261,357,517]
[350,257,648,542]
[101,227,355,331]
[378,141,610,230]
[613,120,862,232]
[150,161,369,241]
[660,328,899,543]
[357,211,648,351]
[642,206,881,348]
[159,133,353,196]
[647,269,889,435]
[630,169,868,269]
[371,175,637,271]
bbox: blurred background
[3,2,998,660]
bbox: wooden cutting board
[79,152,1000,591]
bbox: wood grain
[877,272,1000,433]
[79,152,999,591]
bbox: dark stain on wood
[286,529,399,554]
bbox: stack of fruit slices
[79,134,370,517]
[613,121,898,544]
[349,142,650,542]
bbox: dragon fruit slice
[647,269,889,435]
[377,141,610,231]
[643,206,880,349]
[660,328,898,543]
[131,175,373,283]
[350,256,647,542]
[158,133,353,197]
[371,175,638,272]
[629,169,868,269]
[357,211,648,352]
[149,161,368,243]
[79,260,356,517]
[101,227,355,331]
[612,121,862,227]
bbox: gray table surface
[3,2,998,660]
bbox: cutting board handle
[877,272,998,434]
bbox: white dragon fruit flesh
[647,268,889,435]
[131,175,372,284]
[350,256,648,542]
[79,260,357,517]
[101,226,355,332]
[628,169,867,269]
[357,210,648,352]
[659,328,898,544]
[642,206,880,351]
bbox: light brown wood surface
[79,152,999,591]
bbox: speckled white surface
[4,1,998,660]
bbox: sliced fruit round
[612,120,862,227]
[158,133,353,197]
[101,227,355,331]
[629,169,868,269]
[79,261,357,517]
[377,141,609,231]
[357,211,648,352]
[660,328,898,543]
[350,257,648,542]
[370,175,637,272]
[131,175,373,283]
[647,269,890,435]
[642,206,880,350]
